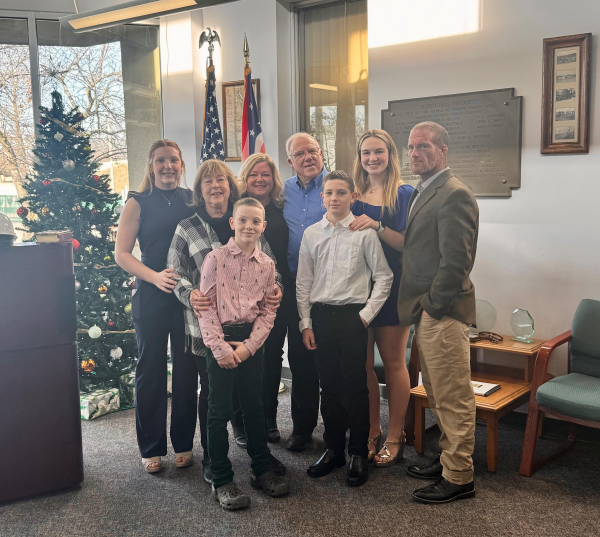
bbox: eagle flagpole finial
[199,27,221,66]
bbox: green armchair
[520,299,600,476]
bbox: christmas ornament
[131,280,136,288]
[83,146,91,152]
[103,279,111,287]
[114,205,123,216]
[108,320,115,328]
[72,204,81,213]
[43,180,51,187]
[41,206,50,216]
[75,280,81,291]
[93,175,101,182]
[81,359,96,373]
[103,255,111,262]
[62,159,75,172]
[88,325,102,339]
[98,285,108,294]
[92,208,98,215]
[110,347,123,359]
[124,303,132,315]
[54,132,64,142]
[72,238,80,252]
[17,206,29,218]
[39,117,48,125]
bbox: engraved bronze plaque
[381,88,523,197]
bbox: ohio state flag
[241,65,265,162]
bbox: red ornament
[131,280,135,288]
[39,118,48,125]
[93,175,101,182]
[17,206,29,218]
[43,180,51,186]
[108,320,115,328]
[92,208,98,215]
[72,238,80,252]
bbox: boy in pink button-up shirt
[199,197,290,510]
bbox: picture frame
[222,79,260,161]
[541,33,591,154]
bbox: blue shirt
[282,166,328,274]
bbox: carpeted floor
[1,383,599,537]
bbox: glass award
[510,309,535,343]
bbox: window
[299,0,368,173]
[0,18,34,240]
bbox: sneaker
[212,481,251,511]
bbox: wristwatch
[376,221,385,235]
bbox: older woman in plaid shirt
[167,159,283,485]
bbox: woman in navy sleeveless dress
[351,129,414,467]
[115,140,200,473]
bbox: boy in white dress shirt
[296,170,393,487]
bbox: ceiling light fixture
[60,0,235,33]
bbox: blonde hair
[139,139,186,195]
[233,196,265,218]
[237,153,283,207]
[353,129,403,215]
[191,159,239,207]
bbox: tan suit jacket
[398,169,479,326]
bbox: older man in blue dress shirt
[282,132,327,452]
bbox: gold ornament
[41,206,50,216]
[81,359,96,372]
[103,255,111,262]
[73,204,81,213]
[124,303,132,314]
[83,145,91,152]
[98,285,108,294]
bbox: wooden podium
[0,242,83,503]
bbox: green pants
[206,346,271,489]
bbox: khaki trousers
[416,314,476,485]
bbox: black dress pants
[286,279,320,437]
[311,303,369,458]
[133,289,199,458]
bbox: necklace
[157,188,177,206]
[368,186,381,194]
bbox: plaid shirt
[167,212,283,356]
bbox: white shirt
[408,166,450,216]
[296,212,393,331]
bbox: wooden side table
[408,335,546,472]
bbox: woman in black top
[238,153,290,443]
[115,140,198,473]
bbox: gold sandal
[175,451,193,468]
[367,429,383,463]
[142,456,163,473]
[374,432,406,467]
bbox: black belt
[222,323,254,342]
[312,303,365,312]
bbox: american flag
[241,66,265,161]
[201,65,225,161]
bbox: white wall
[160,0,293,178]
[369,0,600,375]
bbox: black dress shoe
[266,422,281,443]
[347,455,369,487]
[233,425,248,449]
[406,455,443,480]
[270,453,286,476]
[307,449,346,478]
[202,458,213,485]
[412,477,475,504]
[286,433,312,452]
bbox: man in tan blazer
[398,121,478,504]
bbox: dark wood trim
[541,33,591,154]
[221,79,261,162]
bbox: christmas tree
[18,91,137,406]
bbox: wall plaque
[381,88,523,197]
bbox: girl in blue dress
[350,129,414,467]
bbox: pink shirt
[199,237,277,361]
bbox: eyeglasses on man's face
[292,148,320,161]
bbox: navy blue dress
[352,184,414,327]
